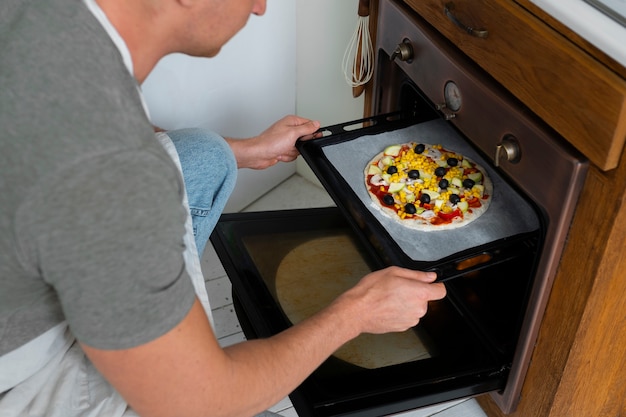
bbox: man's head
[174,0,267,58]
[98,0,267,81]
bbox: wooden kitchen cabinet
[363,0,626,416]
[400,0,626,172]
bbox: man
[0,0,446,416]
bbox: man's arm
[81,267,445,417]
[225,115,320,169]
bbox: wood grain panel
[549,189,626,416]
[363,0,379,118]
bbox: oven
[209,0,588,415]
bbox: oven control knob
[390,40,413,62]
[495,135,521,167]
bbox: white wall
[142,0,297,212]
[295,0,365,185]
[296,0,364,126]
[529,0,626,68]
[141,0,365,211]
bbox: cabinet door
[402,0,626,171]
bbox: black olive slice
[404,203,417,214]
[463,178,475,189]
[382,194,395,206]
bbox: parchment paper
[322,119,540,261]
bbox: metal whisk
[342,0,373,97]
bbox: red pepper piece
[438,208,462,221]
[467,197,482,208]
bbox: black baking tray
[296,112,542,282]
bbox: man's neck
[95,0,176,83]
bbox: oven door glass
[211,207,532,417]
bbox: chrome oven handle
[444,2,489,39]
[495,135,522,167]
[390,39,414,63]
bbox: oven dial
[443,81,462,112]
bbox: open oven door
[210,115,543,417]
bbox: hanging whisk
[342,0,373,97]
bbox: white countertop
[530,0,626,69]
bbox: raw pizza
[364,142,492,231]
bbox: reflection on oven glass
[244,233,434,369]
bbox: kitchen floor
[201,173,488,417]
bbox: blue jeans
[167,128,237,256]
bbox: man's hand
[330,267,446,337]
[226,115,320,169]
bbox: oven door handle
[431,239,533,283]
[298,111,407,141]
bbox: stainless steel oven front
[210,0,588,415]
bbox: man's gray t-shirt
[0,0,197,354]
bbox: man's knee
[167,128,236,193]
